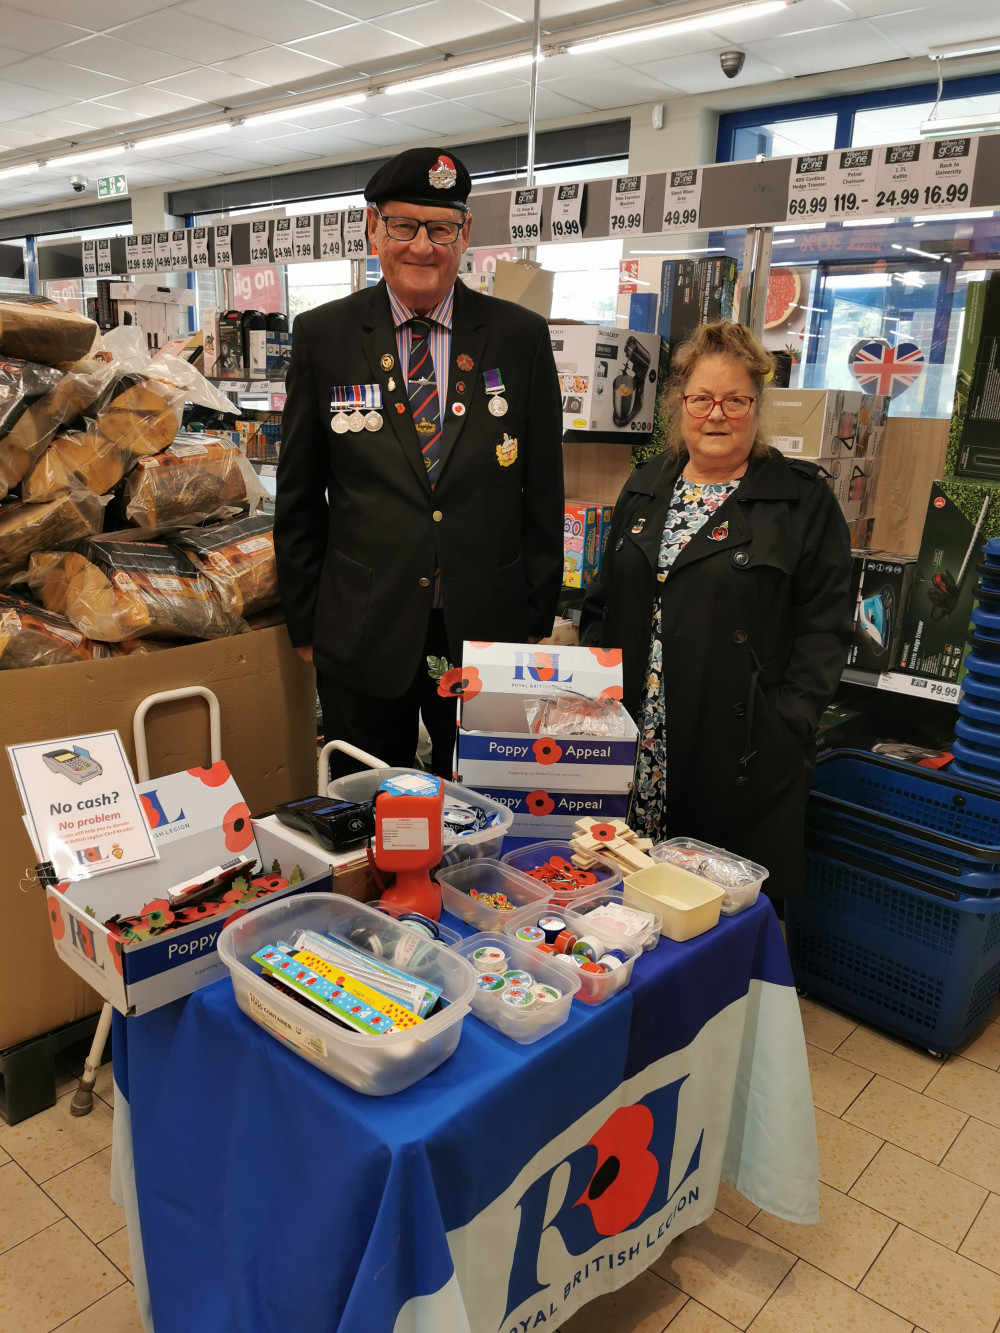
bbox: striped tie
[407,318,442,487]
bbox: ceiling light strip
[566,0,789,55]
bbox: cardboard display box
[550,325,661,440]
[764,387,889,463]
[456,642,637,837]
[492,259,553,318]
[848,553,917,674]
[951,273,1000,481]
[0,627,315,1051]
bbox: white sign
[272,216,294,264]
[189,226,210,269]
[919,136,978,213]
[343,208,367,258]
[874,142,925,215]
[96,237,113,277]
[550,182,584,240]
[319,212,343,260]
[154,231,173,273]
[213,223,233,268]
[249,220,271,266]
[169,229,189,269]
[828,147,879,218]
[662,167,702,233]
[81,239,97,279]
[138,233,156,274]
[508,187,542,245]
[125,236,141,274]
[7,731,159,883]
[610,175,647,237]
[877,672,960,703]
[292,215,314,262]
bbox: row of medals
[330,391,508,434]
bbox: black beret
[365,147,472,212]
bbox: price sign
[138,233,155,274]
[249,220,271,266]
[81,239,97,279]
[272,217,294,264]
[169,229,189,269]
[96,237,113,277]
[786,151,878,221]
[662,167,701,233]
[125,236,141,274]
[609,175,647,237]
[154,231,173,273]
[320,212,343,260]
[919,137,978,213]
[877,671,960,703]
[508,187,542,244]
[550,182,584,240]
[343,208,367,258]
[189,226,210,269]
[213,224,233,268]
[873,142,925,215]
[292,215,314,262]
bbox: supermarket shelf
[209,379,287,411]
[842,666,960,704]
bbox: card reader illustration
[42,746,103,785]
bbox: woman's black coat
[579,446,853,899]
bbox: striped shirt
[387,284,454,406]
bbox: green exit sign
[97,173,128,198]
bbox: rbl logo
[140,788,186,830]
[68,916,105,972]
[512,651,574,685]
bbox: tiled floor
[1,999,999,1333]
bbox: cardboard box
[550,324,661,439]
[946,277,990,476]
[898,479,1000,683]
[563,501,600,589]
[44,765,331,1015]
[953,276,1000,480]
[456,642,637,836]
[202,307,220,378]
[0,627,315,1050]
[765,388,888,462]
[848,553,917,673]
[265,331,291,378]
[697,255,738,323]
[657,259,700,351]
[492,259,553,318]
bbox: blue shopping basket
[788,829,1000,1054]
[808,749,1000,894]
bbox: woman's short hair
[662,320,774,459]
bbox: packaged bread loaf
[124,435,265,528]
[176,515,277,618]
[28,535,245,642]
[0,593,105,669]
[0,491,107,585]
[0,296,98,367]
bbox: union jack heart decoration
[848,338,925,398]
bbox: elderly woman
[580,321,852,906]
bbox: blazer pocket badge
[709,520,729,541]
[496,433,518,467]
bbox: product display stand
[315,738,386,798]
[69,686,222,1117]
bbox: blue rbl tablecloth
[112,892,817,1333]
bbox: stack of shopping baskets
[787,749,1000,1056]
[952,536,1000,785]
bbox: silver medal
[348,410,366,433]
[488,396,508,417]
[364,410,383,432]
[331,410,350,434]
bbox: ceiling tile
[180,0,348,42]
[0,6,92,53]
[7,0,162,29]
[151,67,268,101]
[113,12,269,60]
[291,23,424,67]
[481,0,609,22]
[89,86,203,117]
[459,83,590,118]
[0,82,88,112]
[629,46,786,92]
[0,46,30,68]
[363,88,446,115]
[56,34,199,82]
[542,65,676,105]
[712,0,856,41]
[379,0,521,44]
[0,54,133,97]
[307,0,433,19]
[867,0,1000,55]
[385,101,509,133]
[311,115,415,145]
[68,100,142,128]
[837,0,937,16]
[743,21,907,75]
[214,45,338,83]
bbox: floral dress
[630,475,741,839]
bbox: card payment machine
[42,747,103,785]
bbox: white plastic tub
[328,768,512,867]
[218,892,476,1095]
[501,901,641,1005]
[624,865,724,941]
[563,886,662,952]
[500,839,623,899]
[651,837,768,916]
[435,858,549,930]
[453,931,579,1043]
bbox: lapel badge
[631,517,646,534]
[457,353,474,372]
[395,403,406,414]
[452,402,467,417]
[496,433,517,467]
[456,381,466,393]
[430,155,457,189]
[709,520,729,541]
[387,377,396,391]
[381,353,394,371]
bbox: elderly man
[275,146,564,777]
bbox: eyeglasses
[376,211,464,245]
[683,394,757,420]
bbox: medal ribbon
[330,384,383,410]
[483,369,505,395]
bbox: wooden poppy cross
[570,817,656,874]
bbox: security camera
[69,175,87,193]
[720,50,746,78]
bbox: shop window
[852,92,1000,148]
[731,115,837,163]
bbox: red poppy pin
[709,521,729,541]
[457,353,474,372]
[395,403,406,414]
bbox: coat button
[418,577,430,587]
[602,607,609,620]
[615,538,624,551]
[732,629,748,644]
[735,775,749,787]
[432,509,443,522]
[734,702,747,717]
[733,551,749,567]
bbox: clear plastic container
[624,865,724,941]
[217,892,476,1096]
[561,886,662,952]
[369,898,463,948]
[435,858,549,930]
[453,931,579,1043]
[328,768,512,868]
[651,837,768,916]
[501,902,640,1004]
[500,839,623,900]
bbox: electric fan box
[848,554,917,673]
[549,324,660,439]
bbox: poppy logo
[436,666,482,700]
[525,790,555,817]
[223,802,254,852]
[533,738,562,765]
